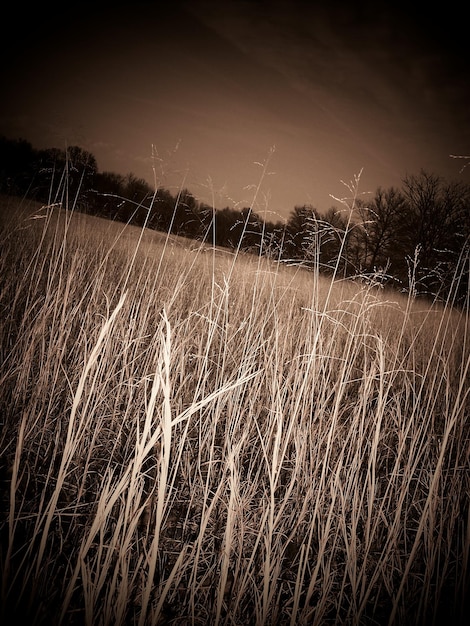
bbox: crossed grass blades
[0,178,468,625]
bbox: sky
[1,0,469,220]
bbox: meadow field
[0,194,468,625]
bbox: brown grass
[0,194,468,625]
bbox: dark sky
[1,0,469,219]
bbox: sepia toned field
[0,194,468,625]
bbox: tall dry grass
[0,191,468,625]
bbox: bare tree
[355,187,408,272]
[401,170,470,298]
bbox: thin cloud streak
[1,1,468,217]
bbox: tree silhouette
[147,187,177,232]
[2,135,469,302]
[355,187,408,275]
[401,171,470,298]
[205,207,240,248]
[285,205,320,260]
[318,207,351,275]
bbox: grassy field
[0,194,469,625]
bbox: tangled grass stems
[0,189,468,625]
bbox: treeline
[1,136,469,302]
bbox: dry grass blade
[0,193,468,626]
